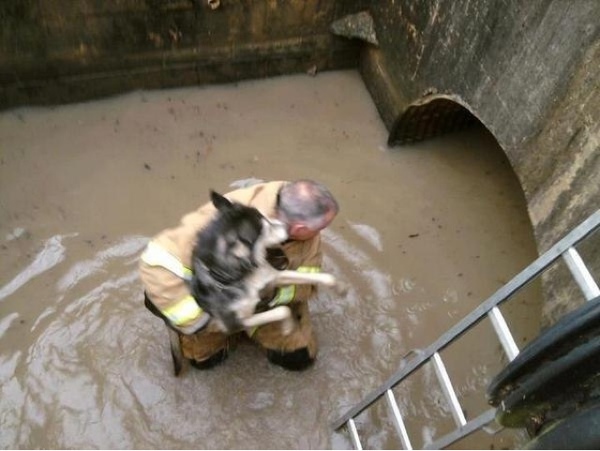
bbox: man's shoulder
[149,181,288,259]
[227,180,285,201]
[226,180,287,216]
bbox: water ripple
[0,234,76,301]
[57,235,147,292]
[348,222,384,252]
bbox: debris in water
[6,227,27,241]
[230,177,264,189]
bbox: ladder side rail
[385,389,413,450]
[562,247,600,301]
[332,209,600,430]
[333,235,566,429]
[422,408,497,450]
[333,289,516,430]
[332,350,431,430]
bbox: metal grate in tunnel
[388,97,481,146]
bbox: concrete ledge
[1,35,358,107]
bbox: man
[139,179,339,371]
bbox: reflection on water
[0,234,72,301]
[0,70,540,449]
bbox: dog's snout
[265,218,288,243]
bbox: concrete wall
[360,0,600,325]
[0,0,364,108]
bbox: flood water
[0,70,541,449]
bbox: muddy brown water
[0,70,542,449]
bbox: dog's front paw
[320,273,337,286]
[241,305,291,330]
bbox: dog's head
[192,190,288,284]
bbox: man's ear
[210,190,232,212]
[288,222,308,237]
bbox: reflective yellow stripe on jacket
[269,265,321,306]
[141,242,193,280]
[162,295,203,326]
[297,266,321,274]
[141,242,202,326]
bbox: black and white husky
[188,190,338,334]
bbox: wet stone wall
[0,0,364,108]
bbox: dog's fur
[188,190,338,335]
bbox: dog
[187,190,340,335]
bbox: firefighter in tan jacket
[139,180,339,371]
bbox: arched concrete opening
[387,95,482,146]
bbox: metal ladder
[333,209,600,450]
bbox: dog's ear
[210,190,233,212]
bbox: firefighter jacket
[139,181,323,332]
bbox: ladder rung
[431,352,466,427]
[562,247,600,301]
[488,307,520,361]
[385,389,413,450]
[347,418,363,450]
[423,408,497,450]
